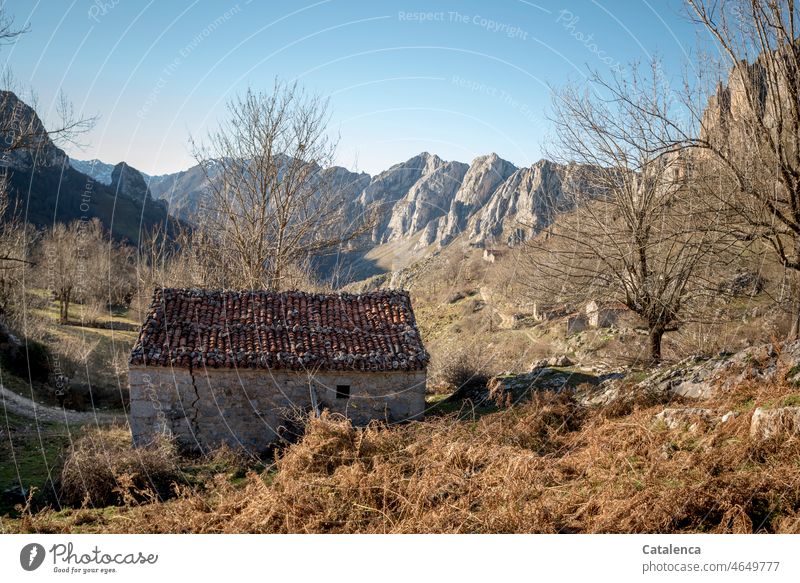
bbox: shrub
[431,346,492,394]
[60,427,180,507]
[0,337,51,382]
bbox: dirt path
[0,384,125,426]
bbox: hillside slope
[3,92,171,245]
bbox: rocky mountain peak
[110,161,152,203]
[0,90,66,171]
[435,153,518,247]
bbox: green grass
[626,370,650,384]
[735,396,757,413]
[30,297,139,327]
[7,290,139,407]
[781,394,800,407]
[425,392,498,419]
[0,411,72,516]
[786,364,800,386]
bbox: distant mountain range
[70,151,596,254]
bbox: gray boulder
[654,408,715,432]
[750,407,800,440]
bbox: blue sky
[3,0,703,175]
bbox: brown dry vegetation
[60,427,180,507]
[5,360,800,534]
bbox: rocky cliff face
[465,160,591,246]
[382,154,469,244]
[337,153,587,250]
[700,43,799,146]
[436,153,517,247]
[110,162,152,204]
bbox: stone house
[585,300,627,328]
[532,302,568,322]
[482,248,506,263]
[566,313,589,335]
[128,288,429,453]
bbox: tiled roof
[129,288,429,372]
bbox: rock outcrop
[383,156,468,243]
[110,162,152,203]
[466,160,598,246]
[357,154,600,250]
[751,407,800,440]
[436,153,517,247]
[654,408,715,432]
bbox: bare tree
[0,180,32,321]
[0,7,96,156]
[39,222,82,323]
[682,0,800,338]
[0,9,28,45]
[0,82,96,156]
[191,79,373,290]
[79,218,136,309]
[524,62,728,363]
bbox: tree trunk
[789,271,800,341]
[790,297,800,341]
[648,326,664,365]
[59,292,70,324]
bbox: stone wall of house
[566,314,588,335]
[129,366,426,453]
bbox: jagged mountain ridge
[68,159,128,185]
[71,151,589,251]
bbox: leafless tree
[677,0,800,338]
[79,218,136,309]
[0,9,28,45]
[39,222,82,323]
[0,6,97,157]
[0,181,33,321]
[37,218,133,324]
[191,79,374,290]
[0,8,96,157]
[523,62,730,363]
[0,81,96,156]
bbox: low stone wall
[129,366,426,453]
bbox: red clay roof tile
[129,288,429,372]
